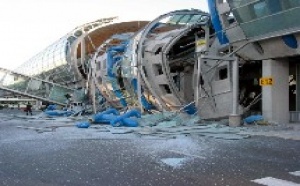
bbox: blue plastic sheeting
[243,115,264,124]
[183,103,197,115]
[121,118,139,127]
[92,108,119,123]
[110,109,141,127]
[45,104,57,111]
[44,110,74,117]
[76,121,90,128]
[131,78,154,110]
[94,114,117,124]
[98,108,119,115]
[207,0,229,45]
[107,44,128,107]
[92,109,141,127]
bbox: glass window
[188,15,202,24]
[167,15,184,24]
[253,1,268,18]
[289,0,300,7]
[228,0,258,9]
[178,15,193,24]
[228,0,300,38]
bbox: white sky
[0,0,208,70]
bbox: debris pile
[12,106,251,140]
[90,108,141,127]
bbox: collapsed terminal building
[1,0,300,125]
[0,10,210,115]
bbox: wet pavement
[0,109,300,186]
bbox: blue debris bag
[45,104,57,111]
[76,122,90,128]
[244,115,264,124]
[92,108,120,123]
[44,110,74,117]
[122,118,139,127]
[93,114,117,124]
[110,109,141,127]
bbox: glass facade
[15,36,68,77]
[13,17,117,86]
[165,13,209,25]
[13,35,79,87]
[228,0,300,38]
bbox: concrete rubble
[2,108,298,141]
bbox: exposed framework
[0,9,240,119]
[0,4,280,121]
[0,17,118,105]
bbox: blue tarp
[244,115,264,124]
[107,45,128,107]
[91,108,141,127]
[45,104,57,111]
[131,78,154,110]
[110,109,141,127]
[76,121,90,128]
[44,110,74,117]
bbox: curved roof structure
[77,21,149,56]
[2,9,210,113]
[14,19,149,83]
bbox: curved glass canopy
[14,17,118,85]
[228,0,300,38]
[15,36,69,77]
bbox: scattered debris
[16,126,55,133]
[134,124,250,140]
[160,158,188,168]
[110,128,135,134]
[6,107,299,141]
[44,110,75,117]
[169,150,206,159]
[76,121,90,128]
[90,108,141,127]
[12,108,251,140]
[16,123,75,133]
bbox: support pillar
[229,57,241,127]
[262,59,289,124]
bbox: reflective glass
[178,15,193,24]
[228,0,300,38]
[15,36,70,81]
[167,15,184,24]
[188,15,202,24]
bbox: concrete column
[229,57,241,127]
[262,59,289,124]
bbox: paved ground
[0,109,300,186]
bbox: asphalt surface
[0,110,300,186]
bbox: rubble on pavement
[3,108,299,141]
